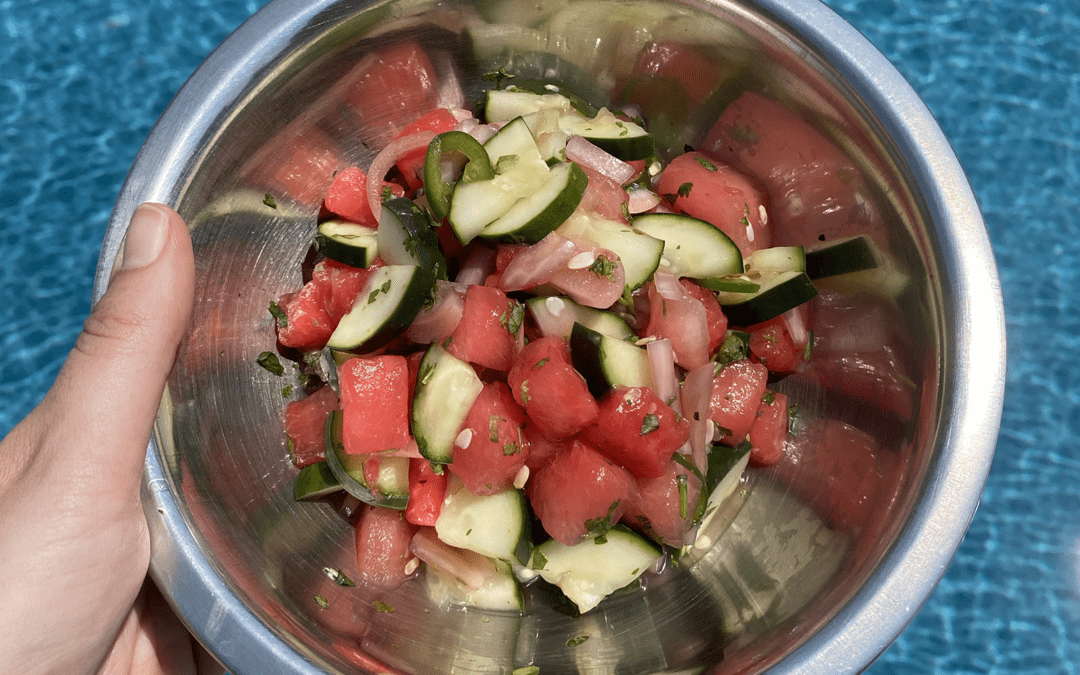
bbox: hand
[0,204,221,675]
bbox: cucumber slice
[744,245,806,274]
[804,235,879,279]
[411,343,484,463]
[685,443,751,555]
[377,197,447,279]
[292,461,343,502]
[529,525,662,614]
[631,213,743,281]
[327,265,436,352]
[557,108,655,161]
[807,235,911,300]
[435,475,532,565]
[569,322,652,398]
[714,270,819,326]
[478,160,589,244]
[322,411,408,509]
[448,118,553,243]
[558,212,664,290]
[425,558,524,612]
[484,89,575,124]
[526,295,634,341]
[314,220,378,268]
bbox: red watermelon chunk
[583,386,689,479]
[748,391,789,467]
[445,285,520,372]
[275,281,334,352]
[527,439,637,546]
[405,458,448,526]
[323,166,405,226]
[355,505,418,589]
[450,382,529,495]
[709,359,769,446]
[507,336,598,441]
[284,385,340,468]
[312,258,384,323]
[338,355,411,455]
[622,457,703,548]
[654,151,770,256]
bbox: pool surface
[1,0,1074,672]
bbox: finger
[34,202,195,499]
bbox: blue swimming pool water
[1,0,1075,672]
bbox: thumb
[35,202,194,496]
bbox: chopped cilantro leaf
[677,182,693,198]
[566,635,590,647]
[373,600,395,613]
[588,254,616,281]
[257,351,285,376]
[263,193,277,209]
[268,301,288,328]
[313,594,329,609]
[640,413,661,435]
[695,156,718,171]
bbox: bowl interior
[145,0,962,672]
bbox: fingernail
[120,203,170,270]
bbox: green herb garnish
[640,413,661,436]
[257,351,285,376]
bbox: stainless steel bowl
[97,0,1005,672]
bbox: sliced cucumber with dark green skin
[322,411,409,509]
[314,220,378,268]
[484,88,576,124]
[714,270,819,326]
[425,558,524,612]
[447,115,590,245]
[557,108,655,161]
[478,160,589,244]
[569,322,652,399]
[804,235,880,279]
[527,295,635,341]
[435,475,532,565]
[292,460,343,502]
[411,343,484,463]
[529,525,662,614]
[696,245,805,292]
[326,265,436,352]
[744,245,806,274]
[558,213,664,290]
[631,212,743,282]
[377,197,447,279]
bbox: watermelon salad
[266,38,893,616]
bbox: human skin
[0,203,221,675]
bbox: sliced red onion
[455,245,498,286]
[565,135,636,185]
[404,280,464,344]
[549,245,626,309]
[409,528,496,590]
[782,305,809,348]
[627,185,661,214]
[499,232,580,292]
[380,437,424,459]
[433,57,466,110]
[367,130,437,218]
[647,338,679,408]
[652,271,686,299]
[681,362,715,474]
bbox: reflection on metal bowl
[98,0,1005,673]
